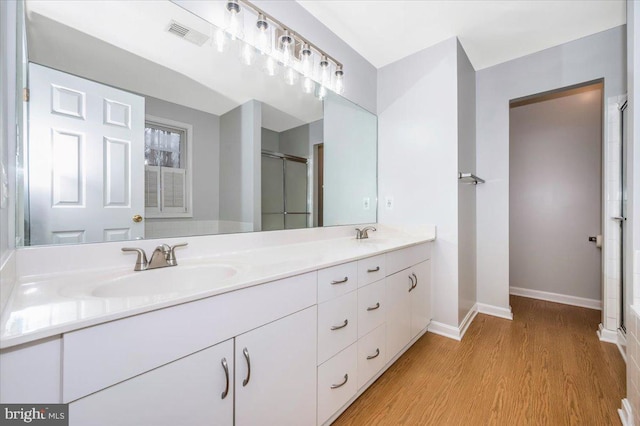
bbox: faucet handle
[121,247,148,271]
[167,242,188,266]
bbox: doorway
[509,82,604,309]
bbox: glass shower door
[261,155,285,231]
[285,160,308,229]
[261,153,309,231]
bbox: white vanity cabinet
[69,306,317,426]
[386,259,432,359]
[235,307,317,426]
[69,340,235,426]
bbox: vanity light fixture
[334,65,344,95]
[255,13,272,54]
[225,0,244,40]
[220,0,344,97]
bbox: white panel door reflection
[28,63,145,245]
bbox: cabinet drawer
[317,343,357,425]
[357,325,386,389]
[357,279,386,338]
[357,255,386,287]
[63,272,316,402]
[318,291,358,364]
[385,243,431,276]
[318,262,358,303]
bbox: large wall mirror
[16,0,377,246]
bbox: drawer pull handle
[331,276,349,285]
[331,319,349,330]
[367,266,380,273]
[221,358,230,399]
[408,275,415,292]
[366,348,380,360]
[242,347,251,387]
[367,302,380,311]
[412,273,418,289]
[331,374,349,389]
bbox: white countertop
[0,226,435,348]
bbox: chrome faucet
[356,226,376,240]
[122,242,188,271]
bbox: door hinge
[23,88,29,102]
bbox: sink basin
[56,263,239,299]
[91,264,237,298]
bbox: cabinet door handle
[242,347,251,387]
[412,273,418,288]
[367,266,380,273]
[330,374,349,389]
[331,276,349,285]
[408,275,415,292]
[367,302,380,311]
[331,319,349,330]
[221,357,230,399]
[366,348,380,360]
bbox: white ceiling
[296,0,626,70]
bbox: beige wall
[509,85,603,301]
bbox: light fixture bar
[237,0,343,69]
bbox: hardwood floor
[333,296,626,426]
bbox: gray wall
[219,100,261,230]
[145,96,220,221]
[254,0,377,114]
[476,26,627,313]
[510,88,603,301]
[280,124,311,158]
[456,40,477,324]
[261,128,280,153]
[378,37,460,328]
[628,0,640,309]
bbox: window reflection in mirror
[17,0,377,246]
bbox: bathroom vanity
[0,226,434,426]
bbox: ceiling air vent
[167,20,209,46]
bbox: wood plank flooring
[333,296,626,425]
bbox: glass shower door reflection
[261,155,285,231]
[261,153,309,232]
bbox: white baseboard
[429,321,462,341]
[510,286,602,310]
[618,398,633,426]
[616,328,627,362]
[458,304,478,340]
[428,305,478,341]
[598,323,619,344]
[477,303,513,320]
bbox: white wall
[219,100,261,231]
[509,88,603,301]
[253,1,377,114]
[476,26,626,313]
[457,41,477,324]
[145,96,220,222]
[378,37,460,328]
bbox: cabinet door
[69,340,234,426]
[385,271,411,359]
[235,306,317,426]
[410,260,432,338]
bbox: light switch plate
[385,197,393,210]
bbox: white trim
[477,302,514,320]
[510,286,602,310]
[428,321,462,341]
[616,328,627,362]
[458,304,478,340]
[597,323,619,344]
[618,398,633,426]
[427,305,479,341]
